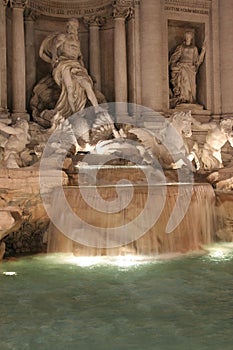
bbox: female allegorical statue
[169,31,206,107]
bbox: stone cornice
[27,0,112,18]
[9,0,139,20]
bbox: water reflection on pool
[1,243,233,350]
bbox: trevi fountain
[0,1,233,349]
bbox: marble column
[140,0,163,112]
[25,10,37,109]
[113,2,131,118]
[0,0,9,118]
[10,0,29,121]
[127,0,141,115]
[87,16,104,91]
[219,0,233,115]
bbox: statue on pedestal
[169,31,206,108]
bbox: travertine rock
[0,167,68,260]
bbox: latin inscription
[165,6,209,15]
[29,1,108,17]
[165,0,209,9]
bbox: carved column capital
[24,8,40,21]
[10,0,28,9]
[83,15,106,27]
[1,0,9,6]
[113,0,134,20]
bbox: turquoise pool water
[1,244,233,350]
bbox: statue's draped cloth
[53,59,93,118]
[170,45,199,104]
[39,32,94,118]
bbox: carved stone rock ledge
[0,167,68,260]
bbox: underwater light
[109,255,149,268]
[64,255,159,268]
[65,256,106,267]
[202,243,233,261]
[3,272,17,276]
[208,246,233,261]
[209,250,225,259]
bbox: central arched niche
[29,0,115,109]
[168,19,206,110]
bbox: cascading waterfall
[47,166,216,256]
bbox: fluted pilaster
[25,9,38,108]
[113,0,133,118]
[84,16,105,91]
[127,0,141,112]
[219,0,233,114]
[0,0,9,117]
[140,0,163,112]
[10,0,29,120]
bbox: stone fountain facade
[0,0,232,120]
[0,0,233,259]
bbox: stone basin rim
[61,183,211,189]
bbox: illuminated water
[1,243,233,350]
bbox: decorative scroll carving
[83,15,106,27]
[10,0,28,8]
[113,0,134,19]
[2,0,9,6]
[24,8,40,21]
